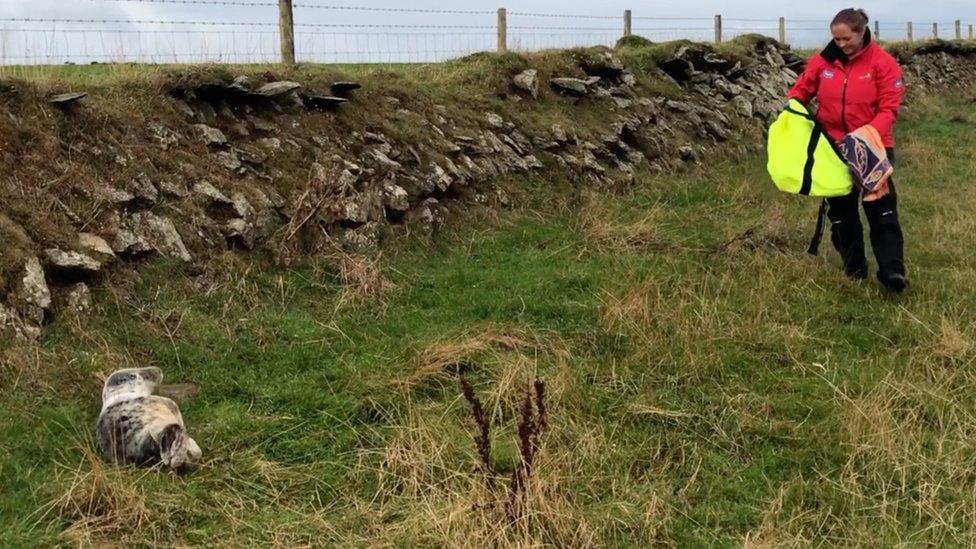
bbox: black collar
[820,27,872,64]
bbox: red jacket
[788,32,905,147]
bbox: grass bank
[2,91,976,546]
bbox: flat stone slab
[49,92,88,105]
[44,248,102,274]
[549,77,593,95]
[254,81,302,97]
[329,81,362,97]
[300,94,349,110]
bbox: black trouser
[825,148,905,280]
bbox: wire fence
[0,1,973,66]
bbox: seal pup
[96,367,202,471]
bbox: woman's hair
[831,8,869,32]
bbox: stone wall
[1,38,974,339]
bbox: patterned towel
[841,125,893,202]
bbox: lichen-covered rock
[193,124,227,146]
[17,257,50,324]
[428,163,453,192]
[551,124,570,143]
[150,123,180,150]
[117,212,192,262]
[78,233,116,258]
[256,137,282,152]
[485,112,505,129]
[255,81,301,97]
[194,181,233,205]
[382,180,410,212]
[44,249,101,276]
[64,282,93,314]
[112,227,154,256]
[215,150,243,171]
[230,192,256,219]
[158,179,188,199]
[224,218,256,249]
[513,69,539,98]
[550,77,599,96]
[410,198,446,237]
[0,302,36,340]
[128,173,159,206]
[338,221,381,252]
[731,95,754,118]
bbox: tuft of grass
[577,190,665,254]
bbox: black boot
[826,190,868,279]
[863,180,907,292]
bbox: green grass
[3,92,976,546]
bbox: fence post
[624,10,632,37]
[933,22,938,39]
[714,14,722,44]
[907,22,913,42]
[497,8,507,53]
[278,0,295,64]
[778,17,785,44]
[970,24,974,40]
[955,20,961,40]
[874,20,879,40]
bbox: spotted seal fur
[96,367,202,470]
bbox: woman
[788,8,908,292]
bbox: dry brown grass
[718,200,795,255]
[330,251,396,311]
[358,405,669,547]
[350,325,669,546]
[34,435,160,545]
[401,326,569,388]
[576,190,665,254]
[627,402,695,419]
[934,316,974,361]
[599,276,730,367]
[819,354,976,544]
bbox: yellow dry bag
[766,99,852,197]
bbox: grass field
[2,91,976,546]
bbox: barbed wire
[508,12,619,20]
[632,16,715,21]
[4,4,974,68]
[5,28,278,34]
[0,17,276,26]
[630,28,716,32]
[292,5,494,14]
[294,23,495,29]
[85,0,276,5]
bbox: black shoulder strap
[807,199,828,255]
[784,106,814,120]
[799,126,821,196]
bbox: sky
[0,1,973,64]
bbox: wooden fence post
[933,22,938,39]
[714,14,722,44]
[778,17,785,44]
[970,24,974,40]
[624,10,632,37]
[955,20,961,40]
[278,0,295,65]
[874,20,879,40]
[907,22,913,42]
[497,8,507,53]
